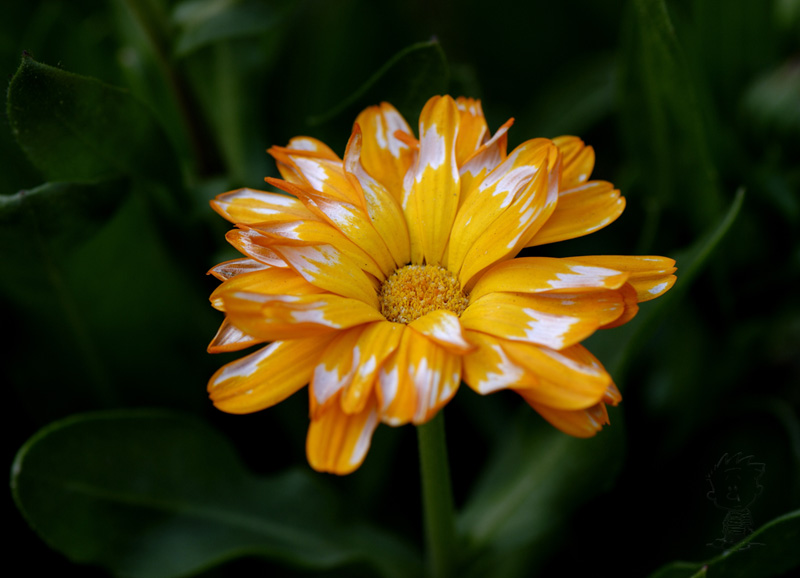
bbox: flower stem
[417,411,457,578]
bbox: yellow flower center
[379,265,469,324]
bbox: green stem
[417,412,457,578]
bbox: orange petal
[211,188,318,225]
[528,180,625,246]
[600,282,639,329]
[377,327,417,425]
[341,321,405,414]
[411,95,461,265]
[208,258,268,281]
[462,330,535,394]
[268,147,364,208]
[207,317,262,353]
[222,291,384,341]
[458,119,513,207]
[344,125,411,268]
[210,266,324,311]
[405,331,461,424]
[525,400,610,438]
[460,290,624,350]
[553,136,595,189]
[225,229,289,268]
[502,341,611,410]
[306,393,380,475]
[208,335,334,414]
[454,97,489,165]
[469,256,629,303]
[408,310,474,354]
[355,102,416,202]
[310,326,366,412]
[567,255,677,302]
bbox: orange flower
[207,96,676,474]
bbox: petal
[211,188,318,225]
[268,148,364,208]
[225,229,289,267]
[355,102,416,202]
[248,220,385,280]
[567,255,677,302]
[207,318,262,353]
[344,125,411,268]
[408,310,474,354]
[306,393,379,475]
[222,291,384,341]
[553,135,595,189]
[469,257,629,303]
[454,142,562,288]
[208,258,268,281]
[341,321,405,414]
[210,266,324,310]
[524,400,610,438]
[208,335,334,414]
[528,180,625,246]
[454,97,489,165]
[460,290,624,349]
[462,330,535,394]
[458,118,513,207]
[310,326,366,412]
[271,244,380,307]
[377,327,417,425]
[600,282,639,329]
[502,341,611,409]
[411,95,461,265]
[405,331,461,424]
[449,139,552,276]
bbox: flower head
[207,95,676,474]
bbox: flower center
[379,265,468,324]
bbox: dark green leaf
[457,408,625,578]
[173,0,293,57]
[306,39,449,127]
[7,55,181,188]
[647,510,800,578]
[11,410,422,578]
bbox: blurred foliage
[3,0,798,577]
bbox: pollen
[379,265,469,324]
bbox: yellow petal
[469,256,629,303]
[553,135,595,189]
[502,341,611,410]
[462,330,535,394]
[600,282,639,329]
[306,393,379,475]
[207,318,261,353]
[528,180,625,247]
[271,243,380,307]
[405,331,461,424]
[210,266,324,311]
[355,102,416,202]
[458,119,513,207]
[377,327,417,425]
[524,399,610,438]
[341,321,405,414]
[225,229,289,268]
[454,97,488,165]
[211,188,318,225]
[567,255,677,301]
[268,147,364,208]
[310,326,366,412]
[208,258,267,281]
[408,310,474,354]
[460,290,624,350]
[208,335,334,414]
[412,95,461,265]
[344,125,411,268]
[222,291,384,341]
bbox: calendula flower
[207,95,676,474]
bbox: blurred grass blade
[457,409,625,577]
[587,188,745,381]
[11,410,422,578]
[307,39,449,127]
[7,55,182,190]
[647,510,800,578]
[173,0,294,56]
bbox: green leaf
[586,188,746,382]
[7,55,181,189]
[457,408,625,577]
[306,39,449,127]
[173,0,293,57]
[11,410,422,578]
[647,510,800,578]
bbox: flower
[207,95,676,474]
